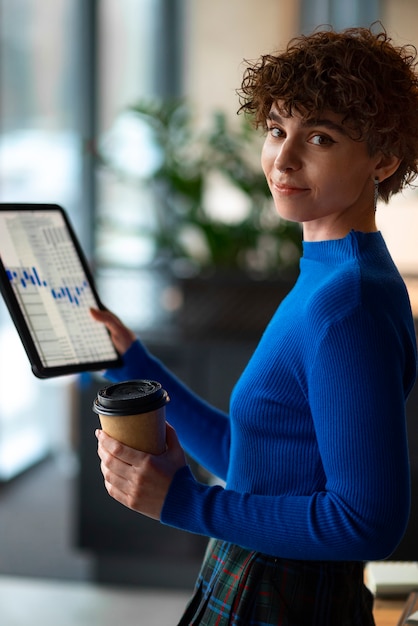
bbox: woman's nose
[274,139,301,172]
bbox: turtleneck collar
[302,230,385,265]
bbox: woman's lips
[271,181,309,196]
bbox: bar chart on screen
[0,207,119,373]
[6,264,105,366]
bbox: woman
[93,25,418,624]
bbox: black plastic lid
[92,379,169,416]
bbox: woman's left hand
[96,423,187,520]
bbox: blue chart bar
[7,266,88,307]
[32,266,43,286]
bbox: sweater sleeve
[105,340,231,480]
[161,310,413,561]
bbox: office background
[0,0,417,591]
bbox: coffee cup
[92,379,169,454]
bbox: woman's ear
[374,153,401,183]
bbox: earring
[374,177,379,211]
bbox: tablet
[0,203,122,378]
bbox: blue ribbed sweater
[106,231,417,561]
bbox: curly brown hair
[238,25,418,202]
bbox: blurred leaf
[100,99,302,276]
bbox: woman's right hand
[90,307,137,355]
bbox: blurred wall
[182,0,301,122]
[181,0,418,119]
[379,0,418,277]
[383,0,418,46]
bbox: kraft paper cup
[93,380,169,454]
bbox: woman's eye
[269,126,283,138]
[310,134,335,146]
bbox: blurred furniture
[372,591,418,625]
[397,591,418,625]
[373,596,405,626]
[372,591,418,626]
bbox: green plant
[100,99,302,277]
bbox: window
[0,0,180,479]
[0,0,86,479]
[95,0,182,331]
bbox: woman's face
[261,103,384,241]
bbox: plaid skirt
[177,539,375,626]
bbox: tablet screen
[0,204,122,378]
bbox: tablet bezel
[0,203,122,378]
